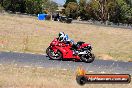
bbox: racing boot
[73,50,78,55]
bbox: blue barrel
[38,14,48,20]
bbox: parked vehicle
[59,16,72,23]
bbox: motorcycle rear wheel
[81,53,95,63]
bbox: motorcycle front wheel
[81,53,95,63]
[47,49,62,60]
[46,46,51,55]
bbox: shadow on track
[47,57,82,63]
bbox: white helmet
[58,32,65,37]
[58,32,65,41]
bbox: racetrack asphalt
[0,52,132,74]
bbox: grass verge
[0,64,131,88]
[0,14,132,61]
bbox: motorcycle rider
[58,32,73,44]
[58,32,77,55]
[58,32,65,42]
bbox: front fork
[49,47,59,56]
[51,46,58,53]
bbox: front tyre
[81,53,95,63]
[46,46,51,55]
[48,49,62,60]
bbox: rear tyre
[81,53,95,63]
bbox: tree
[85,0,117,22]
[2,0,26,13]
[111,0,132,24]
[49,1,58,13]
[125,0,132,7]
[1,0,58,14]
[63,0,77,8]
[25,0,42,14]
[0,0,4,7]
[79,0,90,20]
[41,0,58,14]
[0,4,4,12]
[65,2,79,19]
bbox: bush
[0,4,4,13]
[0,0,58,15]
[65,2,79,19]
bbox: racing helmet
[58,32,65,37]
[58,32,65,41]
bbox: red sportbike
[46,38,95,63]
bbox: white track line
[4,51,46,55]
[100,71,106,74]
[115,73,120,74]
[62,69,67,71]
[89,71,94,73]
[23,66,31,68]
[37,67,44,69]
[14,64,18,66]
